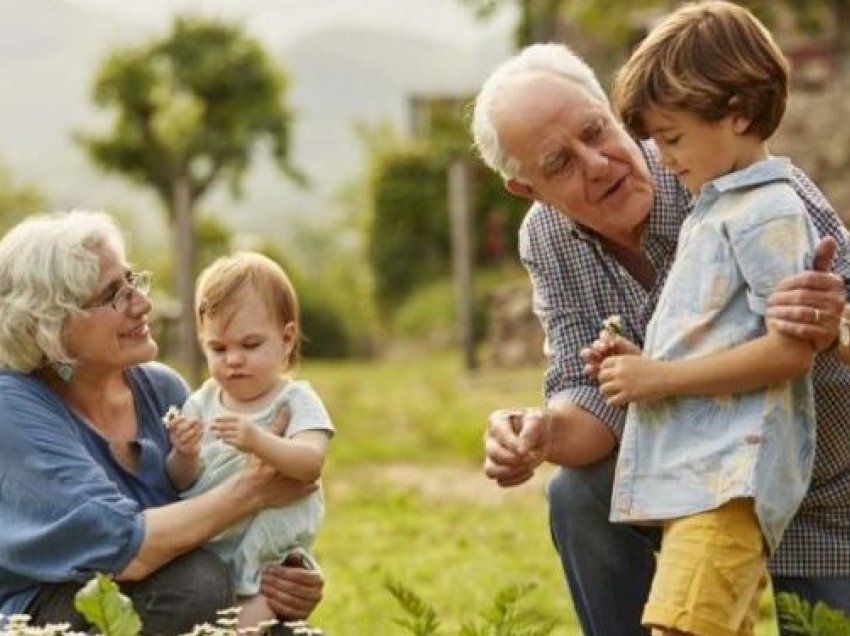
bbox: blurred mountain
[0,0,513,243]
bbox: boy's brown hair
[195,251,301,369]
[613,0,788,140]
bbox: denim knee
[126,549,235,634]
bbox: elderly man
[473,43,850,635]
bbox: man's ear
[505,178,535,201]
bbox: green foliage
[74,573,142,636]
[0,162,46,236]
[385,579,557,636]
[254,242,357,359]
[368,145,452,310]
[776,592,850,635]
[386,579,441,635]
[78,15,301,211]
[389,264,527,344]
[461,583,558,636]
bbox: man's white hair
[471,43,608,179]
[0,209,126,372]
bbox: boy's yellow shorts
[643,498,768,636]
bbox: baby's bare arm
[251,430,329,483]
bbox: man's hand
[598,355,669,406]
[483,408,551,487]
[260,556,324,619]
[766,235,845,352]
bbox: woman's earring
[54,361,75,384]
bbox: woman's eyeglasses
[89,271,152,312]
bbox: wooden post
[449,160,477,371]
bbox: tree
[78,16,302,381]
[0,161,46,235]
[457,0,663,49]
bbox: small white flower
[162,405,181,429]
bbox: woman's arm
[117,463,315,581]
[598,328,815,406]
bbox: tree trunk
[172,174,202,384]
[834,0,850,84]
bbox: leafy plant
[385,579,558,636]
[776,592,850,635]
[74,573,142,636]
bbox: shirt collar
[703,157,792,197]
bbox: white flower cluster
[0,611,324,636]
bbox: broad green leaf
[74,573,142,636]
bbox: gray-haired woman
[0,210,322,633]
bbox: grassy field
[299,351,782,635]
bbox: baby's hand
[211,415,260,452]
[169,416,204,457]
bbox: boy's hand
[168,416,203,457]
[211,415,261,452]
[598,355,670,406]
[581,331,642,378]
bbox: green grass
[299,351,781,635]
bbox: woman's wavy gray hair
[471,43,608,180]
[0,209,126,372]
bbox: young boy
[584,2,819,634]
[166,252,334,629]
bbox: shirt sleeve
[727,197,819,315]
[283,382,335,438]
[790,163,850,298]
[0,378,144,583]
[520,208,628,438]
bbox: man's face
[495,72,655,248]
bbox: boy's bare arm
[249,430,329,483]
[599,329,815,405]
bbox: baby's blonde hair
[195,251,300,369]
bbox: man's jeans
[547,456,659,636]
[547,456,850,635]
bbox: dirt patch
[326,462,555,506]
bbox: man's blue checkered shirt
[519,140,850,576]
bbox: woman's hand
[260,556,324,620]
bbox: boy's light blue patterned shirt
[610,158,818,553]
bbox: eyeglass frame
[85,270,152,312]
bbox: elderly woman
[0,210,323,633]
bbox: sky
[61,0,516,48]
